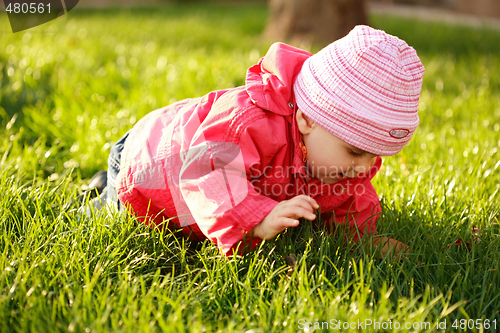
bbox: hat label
[389,129,410,138]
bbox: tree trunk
[455,0,500,18]
[264,0,368,48]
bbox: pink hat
[293,25,425,156]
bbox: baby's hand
[252,195,319,240]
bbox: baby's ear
[296,109,315,134]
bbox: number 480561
[452,319,497,330]
[6,2,51,14]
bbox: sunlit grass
[1,3,499,332]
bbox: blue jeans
[82,130,129,215]
[105,130,129,209]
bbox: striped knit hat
[293,25,425,156]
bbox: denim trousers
[105,130,129,209]
[82,130,129,215]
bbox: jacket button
[288,102,294,109]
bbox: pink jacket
[116,43,382,255]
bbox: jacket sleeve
[177,107,284,255]
[178,151,278,255]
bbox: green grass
[1,2,500,332]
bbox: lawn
[1,2,499,332]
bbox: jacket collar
[245,42,312,116]
[245,42,312,186]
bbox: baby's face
[297,110,379,184]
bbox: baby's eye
[349,150,362,157]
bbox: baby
[86,25,425,256]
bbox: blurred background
[77,0,500,45]
[77,0,500,20]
